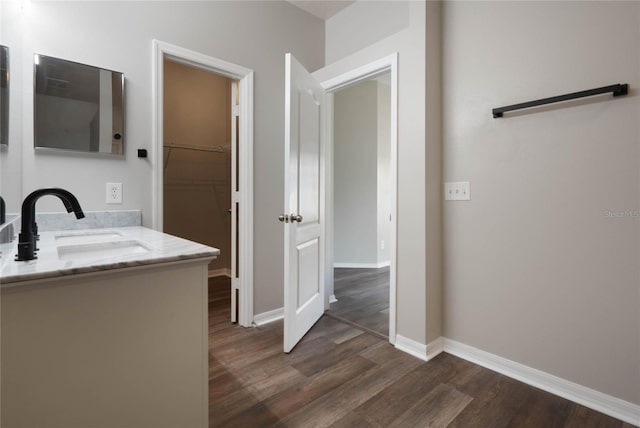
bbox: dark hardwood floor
[208,276,636,428]
[329,267,390,337]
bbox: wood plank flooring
[330,267,390,337]
[208,276,636,428]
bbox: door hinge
[232,105,240,117]
[232,191,240,203]
[232,278,240,290]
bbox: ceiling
[288,1,356,20]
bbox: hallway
[329,267,390,337]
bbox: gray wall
[334,81,378,265]
[0,0,24,213]
[376,80,391,264]
[3,1,325,316]
[442,1,640,405]
[333,79,391,267]
[317,0,438,344]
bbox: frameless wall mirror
[34,54,124,155]
[1,45,9,147]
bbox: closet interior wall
[163,59,232,273]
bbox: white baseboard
[333,261,390,269]
[426,336,445,361]
[208,268,231,278]
[443,339,640,426]
[395,335,425,360]
[253,307,283,326]
[394,335,444,362]
[329,294,338,303]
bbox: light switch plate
[445,181,470,201]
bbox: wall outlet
[106,183,122,204]
[445,181,471,201]
[381,240,385,250]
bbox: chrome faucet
[16,188,85,261]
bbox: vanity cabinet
[1,228,216,428]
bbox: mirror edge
[0,44,9,148]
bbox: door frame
[319,53,398,345]
[151,40,255,327]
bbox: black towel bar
[492,84,628,118]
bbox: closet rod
[492,83,628,118]
[164,142,229,153]
[165,179,227,186]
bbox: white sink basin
[55,230,123,244]
[57,240,151,262]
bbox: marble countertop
[0,226,219,287]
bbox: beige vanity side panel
[1,262,209,428]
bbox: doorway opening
[318,52,398,346]
[327,72,392,339]
[152,40,254,327]
[162,59,237,319]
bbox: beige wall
[2,261,210,427]
[425,0,443,343]
[163,60,231,150]
[163,60,232,272]
[443,1,640,405]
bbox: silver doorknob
[290,214,303,223]
[278,214,289,223]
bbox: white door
[282,53,325,353]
